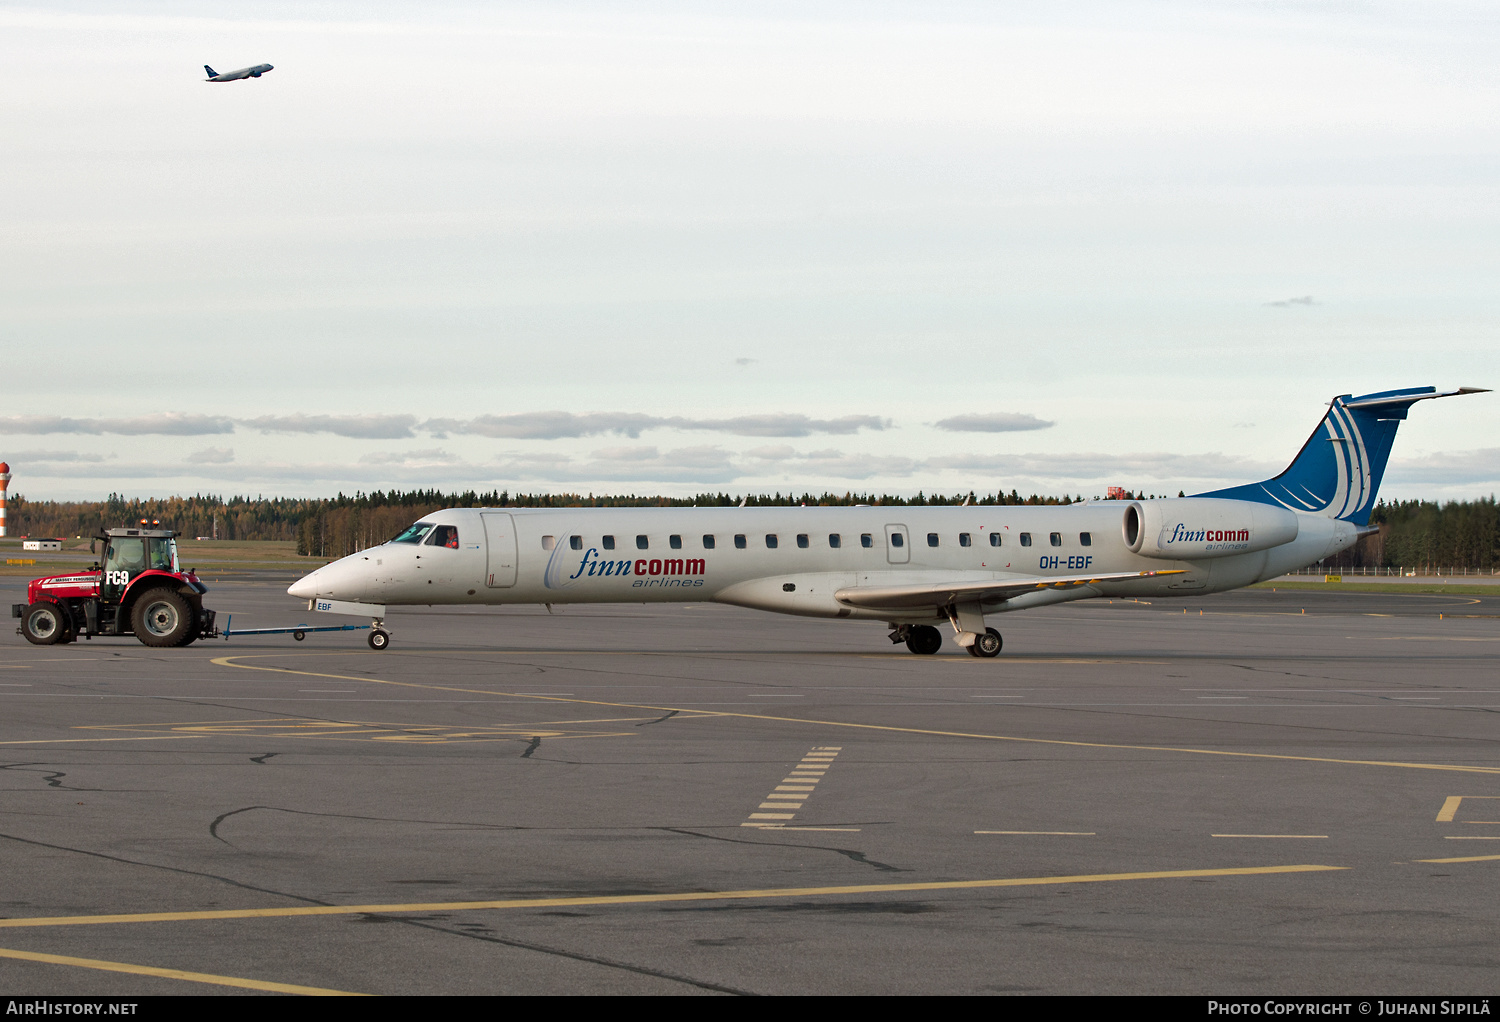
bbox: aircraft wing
[833,569,1185,609]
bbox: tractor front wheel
[132,589,194,648]
[22,602,69,645]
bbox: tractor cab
[98,528,180,603]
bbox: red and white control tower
[0,462,9,537]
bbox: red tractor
[13,524,217,647]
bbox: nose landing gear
[967,627,1003,658]
[368,618,391,651]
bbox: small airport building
[22,538,63,552]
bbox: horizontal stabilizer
[834,569,1184,610]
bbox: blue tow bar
[222,615,371,641]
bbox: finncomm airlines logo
[545,546,707,590]
[1166,524,1251,544]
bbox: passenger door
[884,524,909,565]
[481,512,517,588]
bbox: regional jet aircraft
[204,64,273,82]
[288,386,1486,654]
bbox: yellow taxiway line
[0,864,1343,931]
[0,946,365,995]
[203,654,1500,776]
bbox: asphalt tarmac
[1,578,1497,995]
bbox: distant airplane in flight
[288,386,1486,654]
[204,64,273,82]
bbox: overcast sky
[3,1,1497,502]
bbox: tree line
[6,490,1495,570]
[1328,497,1499,574]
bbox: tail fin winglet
[1197,386,1488,526]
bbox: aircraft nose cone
[287,572,319,599]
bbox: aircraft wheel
[293,631,306,641]
[22,602,67,645]
[904,625,942,655]
[368,629,390,651]
[974,629,1002,658]
[132,589,194,648]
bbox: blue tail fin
[204,65,217,78]
[1197,386,1487,526]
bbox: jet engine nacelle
[1122,498,1299,560]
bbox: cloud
[1385,448,1500,486]
[356,448,463,467]
[930,451,1279,480]
[185,447,234,464]
[431,412,664,440]
[1265,295,1317,307]
[425,412,889,440]
[794,450,920,479]
[734,357,758,366]
[933,413,1055,433]
[490,445,741,484]
[744,445,798,461]
[0,414,234,436]
[5,449,112,464]
[683,414,888,437]
[242,414,419,439]
[742,445,918,478]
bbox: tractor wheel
[179,607,202,646]
[22,602,68,645]
[131,589,194,648]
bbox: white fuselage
[288,501,1357,624]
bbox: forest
[5,490,1494,572]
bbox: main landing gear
[889,621,1004,658]
[897,624,943,655]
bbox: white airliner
[288,387,1485,654]
[204,63,273,82]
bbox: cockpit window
[391,523,435,544]
[424,525,459,548]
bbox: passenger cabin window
[1050,532,1062,547]
[989,533,1002,547]
[959,533,971,547]
[703,534,716,549]
[1080,532,1092,547]
[735,534,747,549]
[602,535,615,550]
[669,535,682,549]
[569,535,582,550]
[890,533,904,548]
[861,534,873,548]
[927,533,939,547]
[797,534,809,549]
[541,535,555,550]
[391,523,435,544]
[766,534,778,549]
[636,535,649,550]
[1019,533,1032,547]
[425,525,460,549]
[829,534,841,548]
